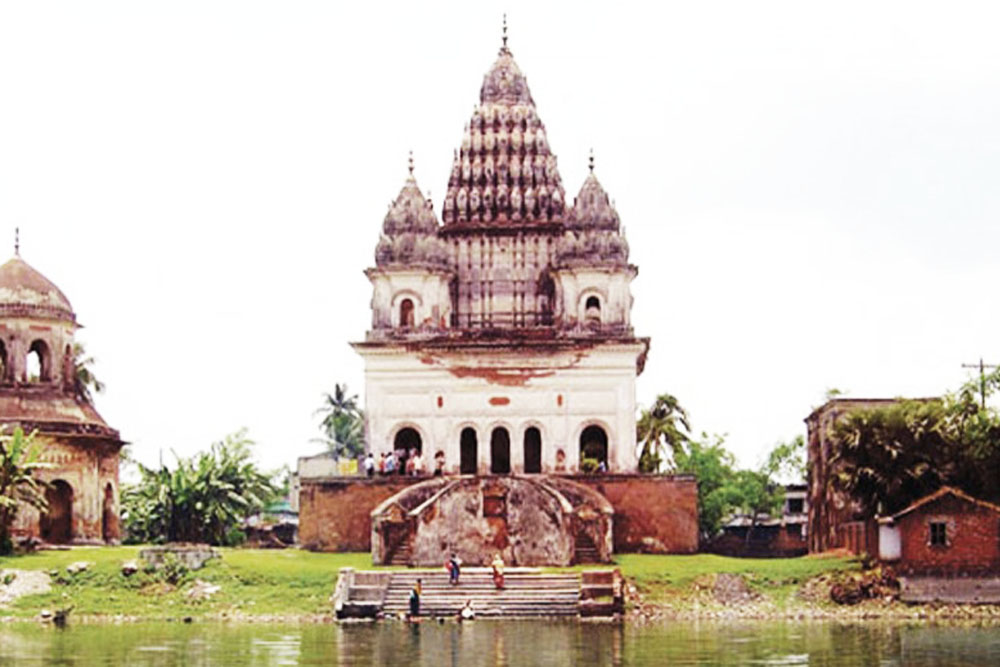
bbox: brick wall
[570,474,699,554]
[897,495,1000,575]
[297,477,414,551]
[299,473,700,555]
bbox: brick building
[710,484,808,557]
[299,31,698,565]
[805,398,901,554]
[879,487,1000,575]
[1,252,124,545]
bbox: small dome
[0,256,75,323]
[376,174,450,271]
[566,172,620,231]
[383,176,440,236]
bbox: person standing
[408,578,422,620]
[448,553,461,585]
[491,553,505,590]
[363,453,375,478]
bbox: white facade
[356,341,644,473]
[354,41,648,474]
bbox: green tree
[636,393,691,473]
[764,435,805,483]
[313,383,365,458]
[829,398,952,516]
[674,434,736,542]
[72,342,105,404]
[121,429,279,545]
[0,427,50,555]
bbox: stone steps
[387,543,411,566]
[382,571,581,617]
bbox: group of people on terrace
[364,449,446,477]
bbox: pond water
[1,620,1000,665]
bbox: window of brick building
[930,521,947,546]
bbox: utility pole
[961,357,998,409]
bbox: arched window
[523,427,542,473]
[584,295,601,324]
[41,479,73,544]
[27,339,51,382]
[580,425,609,471]
[399,299,415,328]
[0,339,7,383]
[460,427,478,475]
[490,427,511,474]
[536,274,555,326]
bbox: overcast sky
[2,1,999,474]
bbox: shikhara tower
[353,37,648,475]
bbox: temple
[298,31,697,566]
[0,249,123,545]
[353,39,648,477]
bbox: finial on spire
[408,150,414,176]
[14,227,19,256]
[588,149,595,173]
[501,13,509,52]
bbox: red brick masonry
[298,474,699,554]
[891,489,1000,575]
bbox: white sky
[2,1,999,474]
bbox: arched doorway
[394,427,422,475]
[102,483,116,543]
[580,425,609,471]
[523,427,542,473]
[491,427,511,474]
[41,480,73,544]
[460,427,478,475]
[399,299,415,328]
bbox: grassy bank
[0,547,372,620]
[0,547,859,622]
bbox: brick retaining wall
[298,473,698,554]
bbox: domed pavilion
[0,249,123,545]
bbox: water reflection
[0,619,999,665]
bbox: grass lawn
[1,548,857,620]
[0,547,377,620]
[610,553,858,604]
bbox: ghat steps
[384,570,580,618]
[334,568,622,619]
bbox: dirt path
[0,569,51,606]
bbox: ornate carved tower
[354,35,648,475]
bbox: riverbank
[3,547,1000,624]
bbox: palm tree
[636,393,691,473]
[72,342,105,404]
[828,400,949,515]
[0,426,51,554]
[313,383,365,458]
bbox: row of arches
[392,424,609,474]
[0,338,65,383]
[393,291,603,331]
